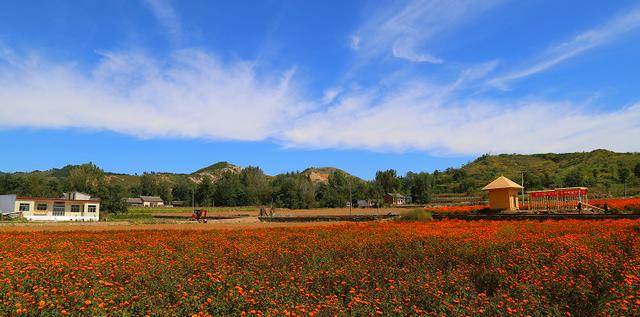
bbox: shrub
[399,209,432,221]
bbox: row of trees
[2,160,639,213]
[181,168,434,209]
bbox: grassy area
[128,206,259,214]
[105,213,155,221]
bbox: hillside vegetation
[436,149,640,197]
[1,150,638,212]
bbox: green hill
[432,149,640,197]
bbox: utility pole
[521,171,525,209]
[192,187,195,211]
[348,178,353,216]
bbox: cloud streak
[142,0,183,43]
[488,9,640,90]
[351,0,505,64]
[0,48,638,155]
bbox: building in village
[140,196,165,207]
[383,193,412,206]
[125,197,144,207]
[125,196,166,207]
[0,192,100,221]
[482,176,523,211]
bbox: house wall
[143,201,164,207]
[488,189,520,210]
[0,194,17,214]
[17,199,100,221]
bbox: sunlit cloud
[0,49,310,141]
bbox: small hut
[482,176,523,211]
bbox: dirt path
[152,207,408,218]
[0,217,349,232]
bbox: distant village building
[384,193,411,206]
[482,176,523,211]
[357,200,373,208]
[140,196,165,207]
[171,201,186,207]
[125,196,166,207]
[0,192,100,221]
[125,197,144,207]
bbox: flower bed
[1,220,639,316]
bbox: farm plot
[1,220,639,316]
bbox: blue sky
[0,0,638,179]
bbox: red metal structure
[528,187,589,212]
[191,209,208,223]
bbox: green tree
[213,172,245,206]
[195,177,214,207]
[316,171,349,207]
[98,184,128,214]
[68,163,105,195]
[172,179,193,204]
[405,172,432,204]
[240,166,270,205]
[19,174,58,197]
[271,173,315,209]
[618,167,631,184]
[375,169,400,195]
[139,172,158,196]
[0,174,20,194]
[563,169,584,187]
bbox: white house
[140,196,165,207]
[0,192,100,221]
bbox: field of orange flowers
[1,220,640,316]
[425,197,640,214]
[591,198,640,212]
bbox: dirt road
[0,217,350,232]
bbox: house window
[71,205,80,212]
[19,203,30,212]
[53,203,65,216]
[88,205,97,213]
[36,203,48,211]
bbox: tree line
[2,158,639,213]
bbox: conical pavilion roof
[482,176,523,191]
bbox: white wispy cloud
[351,0,505,64]
[488,9,640,90]
[1,3,639,156]
[142,0,182,43]
[0,48,638,155]
[321,87,342,105]
[0,49,310,141]
[282,83,640,155]
[350,36,360,50]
